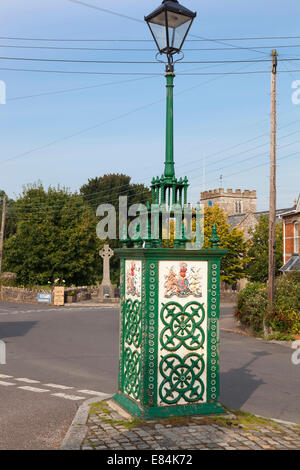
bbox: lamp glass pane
[167,12,191,50]
[149,23,167,51]
[148,14,167,51]
[168,19,191,50]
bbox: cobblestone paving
[80,400,300,451]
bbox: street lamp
[145,0,196,71]
[113,1,226,420]
[145,0,196,187]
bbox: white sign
[38,293,51,303]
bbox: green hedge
[235,275,300,337]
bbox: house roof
[280,254,300,272]
[279,194,300,218]
[227,207,291,229]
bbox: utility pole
[267,49,277,334]
[0,193,7,275]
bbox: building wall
[283,213,300,263]
[201,188,257,216]
[235,213,258,240]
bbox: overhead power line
[8,75,158,102]
[2,66,300,76]
[0,67,162,76]
[67,0,144,23]
[2,56,300,65]
[1,44,300,52]
[1,36,300,43]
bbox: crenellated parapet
[201,188,257,199]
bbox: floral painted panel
[125,260,141,299]
[123,260,142,402]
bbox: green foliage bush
[0,277,16,287]
[235,276,300,336]
[235,282,268,334]
[267,276,300,335]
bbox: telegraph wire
[0,61,259,166]
[3,67,300,76]
[66,0,144,23]
[1,36,300,42]
[4,146,299,220]
[7,75,159,102]
[6,126,300,213]
[3,56,300,64]
[1,44,300,52]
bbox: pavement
[0,301,299,449]
[62,397,300,451]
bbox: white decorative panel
[158,260,208,406]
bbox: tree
[80,174,151,213]
[198,205,249,284]
[80,174,152,282]
[246,214,283,282]
[3,184,101,286]
[0,190,17,239]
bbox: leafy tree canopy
[80,174,152,282]
[3,183,101,287]
[80,173,151,213]
[246,214,283,282]
[0,190,17,239]
[200,205,249,284]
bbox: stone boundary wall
[0,285,119,305]
[0,286,53,305]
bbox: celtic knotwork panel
[124,347,141,400]
[159,353,205,404]
[124,299,142,348]
[160,301,205,352]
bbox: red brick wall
[283,214,300,263]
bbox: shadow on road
[0,322,38,340]
[220,350,271,410]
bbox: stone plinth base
[98,284,115,300]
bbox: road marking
[0,380,15,386]
[44,383,73,390]
[51,393,85,401]
[15,378,40,384]
[18,386,49,393]
[78,389,103,396]
[0,374,13,379]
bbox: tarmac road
[0,301,299,449]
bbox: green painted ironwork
[112,13,226,417]
[124,299,142,348]
[114,247,226,419]
[210,223,220,249]
[123,348,141,400]
[160,301,205,352]
[165,71,175,180]
[159,352,205,405]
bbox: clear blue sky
[0,0,300,211]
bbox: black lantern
[145,0,196,59]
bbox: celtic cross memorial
[99,244,115,299]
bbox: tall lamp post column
[165,70,175,179]
[113,1,226,419]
